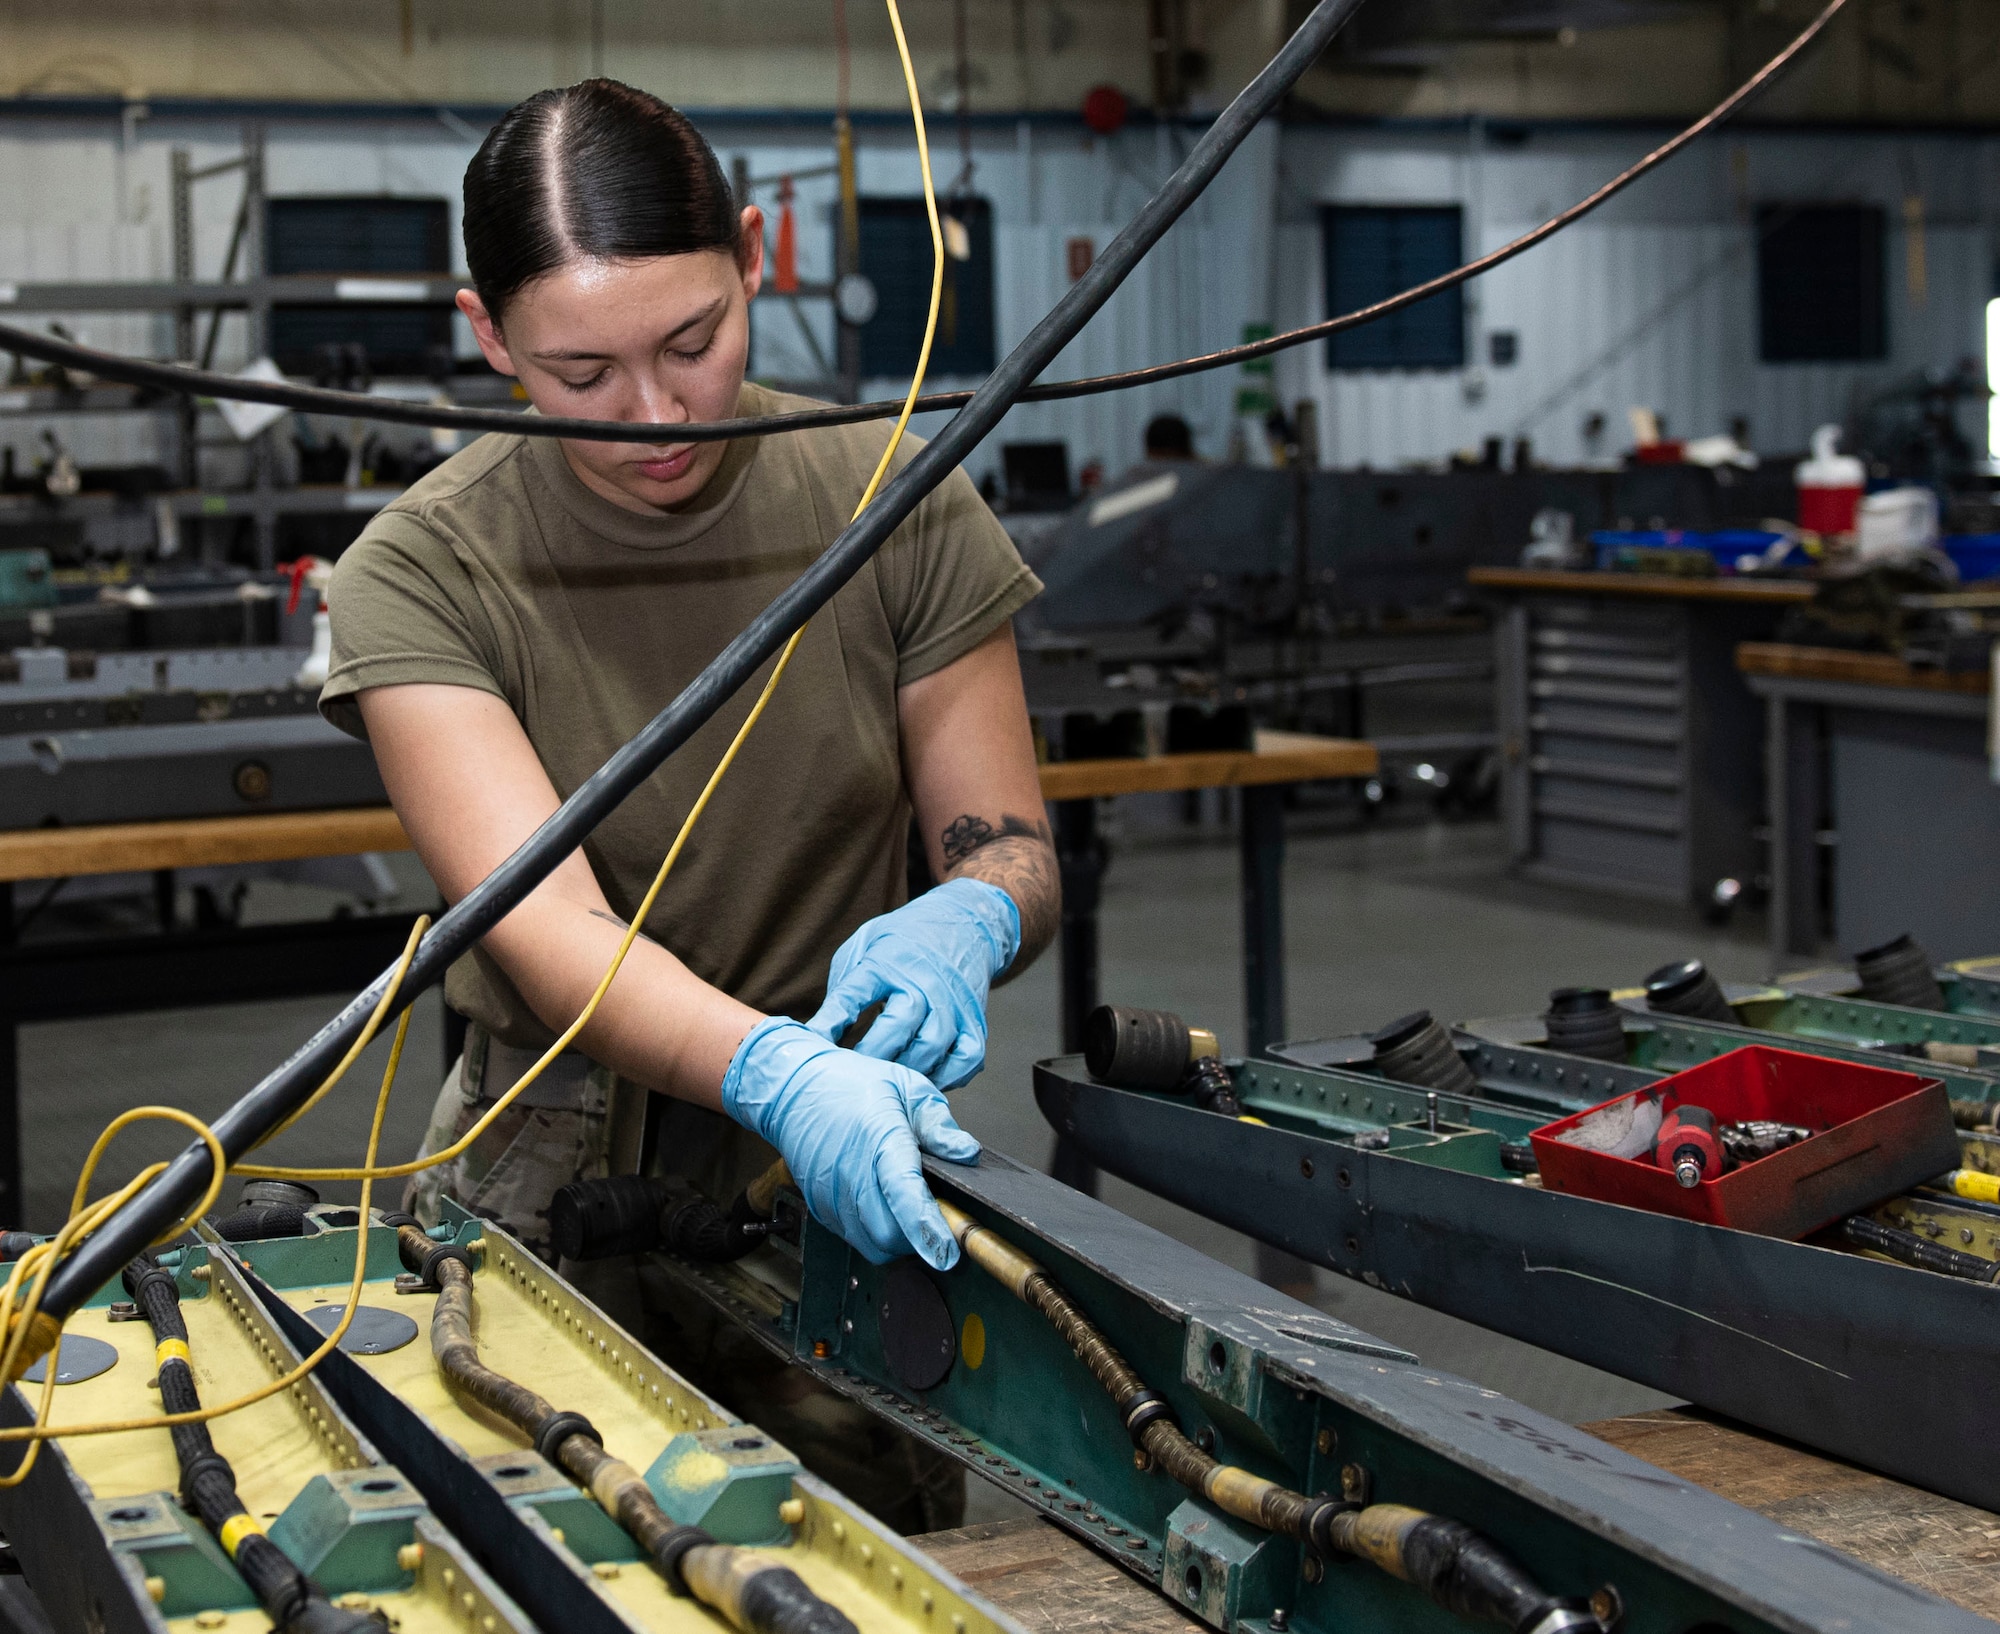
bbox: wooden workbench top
[1736,641,1989,693]
[1468,566,1818,603]
[0,730,1375,883]
[912,1518,1199,1634]
[0,806,411,884]
[1584,1408,2000,1620]
[1037,729,1376,801]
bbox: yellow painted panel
[274,1239,1013,1634]
[46,1295,346,1518]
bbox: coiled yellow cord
[235,0,947,1189]
[0,915,421,1453]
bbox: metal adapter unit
[635,1148,1984,1634]
[0,1242,530,1634]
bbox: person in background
[1144,413,1196,460]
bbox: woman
[320,80,1057,1530]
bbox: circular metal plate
[303,1303,419,1355]
[877,1260,955,1392]
[23,1334,118,1385]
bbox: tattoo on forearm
[941,812,1051,867]
[589,907,658,946]
[937,811,1060,977]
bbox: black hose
[1841,1215,2000,1282]
[1182,1056,1243,1117]
[34,0,1375,1331]
[0,2,1846,447]
[120,1255,375,1634]
[210,1204,308,1242]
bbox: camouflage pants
[403,1027,965,1535]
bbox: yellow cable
[0,918,420,1446]
[237,0,948,1188]
[0,902,423,1392]
[69,1110,229,1242]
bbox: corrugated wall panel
[0,114,1991,486]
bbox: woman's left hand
[806,878,1020,1089]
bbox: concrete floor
[18,811,1773,1456]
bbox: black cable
[121,1254,374,1634]
[0,0,1848,449]
[34,0,1372,1331]
[1842,1214,2000,1282]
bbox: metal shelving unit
[0,132,848,567]
[0,127,496,567]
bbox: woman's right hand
[720,1018,980,1269]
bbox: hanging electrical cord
[0,0,1846,447]
[12,0,1374,1358]
[121,1252,378,1634]
[233,0,947,1191]
[391,1224,853,1634]
[935,1202,1599,1634]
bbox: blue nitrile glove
[806,877,1021,1090]
[721,1017,979,1268]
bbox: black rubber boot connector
[550,1174,669,1262]
[212,1205,306,1242]
[1370,1011,1479,1095]
[239,1179,319,1212]
[1082,1005,1191,1091]
[1643,959,1733,1022]
[1541,988,1625,1062]
[1854,933,1945,1011]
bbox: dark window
[858,197,995,378]
[1757,204,1886,363]
[266,197,449,275]
[265,196,453,377]
[1321,205,1464,371]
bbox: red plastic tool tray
[1529,1044,1957,1238]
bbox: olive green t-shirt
[321,383,1040,1048]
